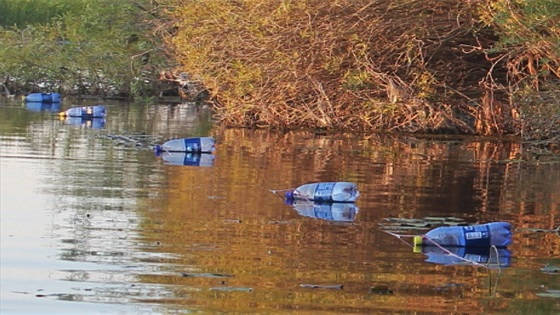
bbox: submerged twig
[380,230,417,248]
[299,284,343,290]
[489,245,501,272]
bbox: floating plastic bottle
[418,245,511,268]
[287,199,359,222]
[154,137,215,153]
[65,117,106,129]
[414,222,512,248]
[161,152,215,167]
[59,105,106,118]
[284,182,359,203]
[25,92,61,103]
[25,101,61,112]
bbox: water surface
[1,99,559,314]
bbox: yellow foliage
[416,71,437,100]
[159,0,558,136]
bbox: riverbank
[2,0,559,142]
[0,0,172,98]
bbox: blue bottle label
[463,225,490,247]
[314,182,335,202]
[184,138,201,152]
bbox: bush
[0,0,168,97]
[162,0,559,138]
[163,0,491,132]
[477,0,560,139]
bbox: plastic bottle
[288,199,359,222]
[414,222,512,248]
[161,152,215,167]
[25,93,61,103]
[59,105,106,118]
[154,137,215,153]
[284,182,359,203]
[419,245,511,268]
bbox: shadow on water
[0,98,559,313]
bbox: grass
[0,0,170,98]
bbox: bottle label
[184,138,201,152]
[314,182,336,202]
[463,225,490,247]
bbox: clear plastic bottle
[61,105,106,118]
[414,222,512,248]
[285,182,359,203]
[155,137,215,153]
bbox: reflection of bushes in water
[0,0,168,97]
[164,0,559,139]
[217,129,559,216]
[217,129,560,257]
[149,129,558,312]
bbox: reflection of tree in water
[215,129,559,220]
[8,103,557,313]
[15,103,216,307]
[137,129,559,313]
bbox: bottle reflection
[25,101,61,112]
[286,199,359,222]
[418,246,511,268]
[64,117,106,129]
[161,151,215,167]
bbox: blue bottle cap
[284,191,295,204]
[154,145,162,155]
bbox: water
[1,99,559,314]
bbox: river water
[1,99,559,314]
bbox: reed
[162,0,560,138]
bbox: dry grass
[161,0,560,138]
